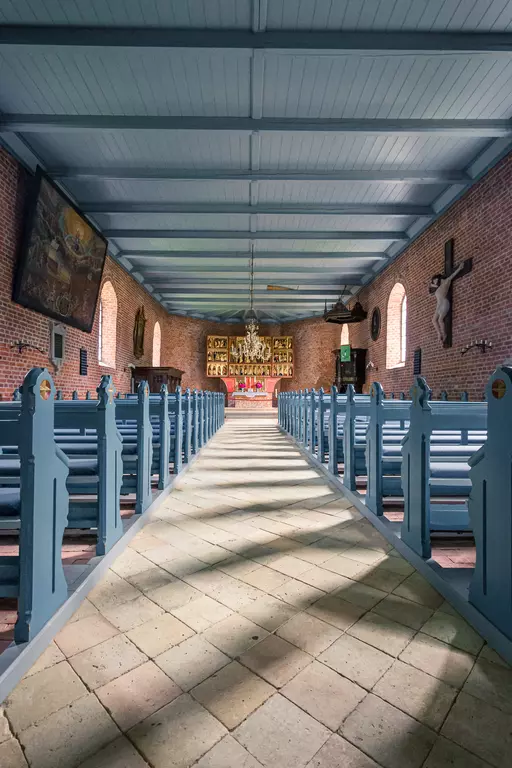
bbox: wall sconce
[461,339,493,355]
[11,340,47,356]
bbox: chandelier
[230,249,272,363]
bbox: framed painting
[13,167,107,333]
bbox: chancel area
[1,4,512,768]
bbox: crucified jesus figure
[429,262,464,345]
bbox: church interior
[1,3,512,767]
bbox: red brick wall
[0,147,224,399]
[4,143,512,402]
[280,152,512,400]
[279,317,339,392]
[346,151,512,400]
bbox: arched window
[340,324,349,347]
[386,283,407,369]
[98,281,117,368]
[97,300,103,362]
[401,295,407,363]
[152,321,161,367]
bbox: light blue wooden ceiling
[1,0,512,322]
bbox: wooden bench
[401,377,487,558]
[0,368,69,642]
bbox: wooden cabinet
[333,348,366,393]
[132,366,184,394]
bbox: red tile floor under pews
[352,474,477,570]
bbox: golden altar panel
[206,334,293,378]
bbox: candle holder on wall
[460,340,493,355]
[11,340,47,356]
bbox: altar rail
[278,368,512,659]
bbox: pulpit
[333,348,366,393]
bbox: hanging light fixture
[230,248,272,363]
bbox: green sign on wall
[340,345,351,362]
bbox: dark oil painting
[13,168,107,333]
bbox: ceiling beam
[121,250,387,260]
[165,298,341,304]
[3,27,512,53]
[146,279,358,287]
[142,266,363,275]
[85,202,431,216]
[2,115,510,137]
[106,229,407,241]
[164,298,341,304]
[50,168,471,184]
[160,289,344,296]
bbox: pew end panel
[401,377,487,559]
[158,385,170,491]
[0,370,70,643]
[469,366,512,641]
[95,377,124,554]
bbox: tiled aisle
[1,418,511,768]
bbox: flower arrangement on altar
[255,382,263,389]
[237,382,246,390]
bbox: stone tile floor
[1,418,511,768]
[0,505,141,653]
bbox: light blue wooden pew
[299,388,334,465]
[278,388,359,472]
[192,390,200,454]
[0,377,125,556]
[329,387,371,477]
[342,386,371,491]
[51,382,153,517]
[345,387,484,495]
[312,388,329,463]
[366,383,411,516]
[183,388,192,464]
[0,369,69,642]
[52,376,124,554]
[118,386,182,479]
[116,385,171,489]
[401,377,487,558]
[112,382,153,515]
[468,365,512,640]
[365,382,484,519]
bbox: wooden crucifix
[429,238,472,348]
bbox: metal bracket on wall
[11,340,47,356]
